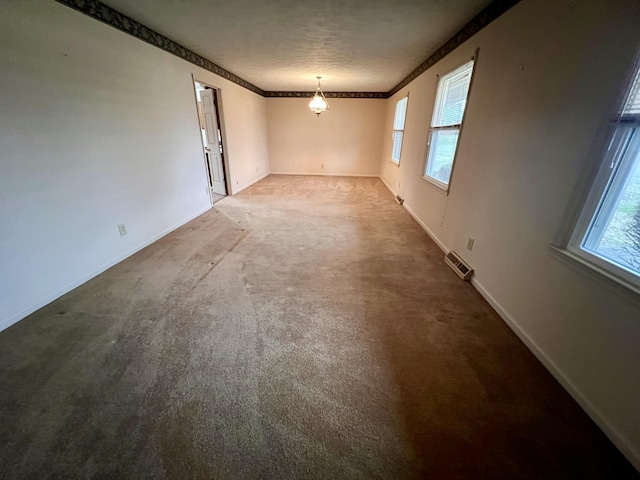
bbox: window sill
[547,245,640,304]
[389,159,400,166]
[420,175,450,194]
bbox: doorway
[193,79,228,204]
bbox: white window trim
[554,54,640,297]
[391,95,409,164]
[422,53,478,192]
[421,124,464,191]
[566,133,640,291]
[421,159,452,191]
[547,246,640,304]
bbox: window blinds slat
[432,60,474,128]
[623,67,640,115]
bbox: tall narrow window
[569,57,640,287]
[424,59,475,189]
[391,96,408,163]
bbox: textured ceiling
[101,0,492,92]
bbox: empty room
[1,0,640,478]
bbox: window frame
[391,96,409,164]
[564,55,640,292]
[422,55,477,192]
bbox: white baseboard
[378,175,398,197]
[233,172,270,194]
[378,175,447,253]
[270,172,379,177]
[471,276,639,471]
[379,173,639,470]
[0,205,211,333]
[402,202,448,253]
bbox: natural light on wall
[424,59,475,190]
[568,58,640,287]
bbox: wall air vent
[445,251,474,281]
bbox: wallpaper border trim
[264,91,388,99]
[55,0,266,96]
[388,0,521,96]
[55,0,521,99]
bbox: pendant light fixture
[309,76,329,117]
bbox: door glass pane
[584,128,640,274]
[425,129,460,185]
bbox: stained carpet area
[0,175,637,479]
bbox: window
[391,96,408,163]
[423,59,475,189]
[568,58,640,288]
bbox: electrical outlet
[118,224,127,236]
[467,237,475,251]
[256,166,259,173]
[321,164,324,169]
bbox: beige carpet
[0,175,636,479]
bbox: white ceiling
[102,0,492,92]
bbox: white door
[200,88,226,196]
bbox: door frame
[191,75,232,202]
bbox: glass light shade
[309,94,328,114]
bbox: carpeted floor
[0,175,637,479]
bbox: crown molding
[56,0,521,100]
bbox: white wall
[3,0,640,467]
[0,0,269,331]
[379,0,640,468]
[222,87,270,194]
[267,98,385,176]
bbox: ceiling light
[309,76,329,117]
